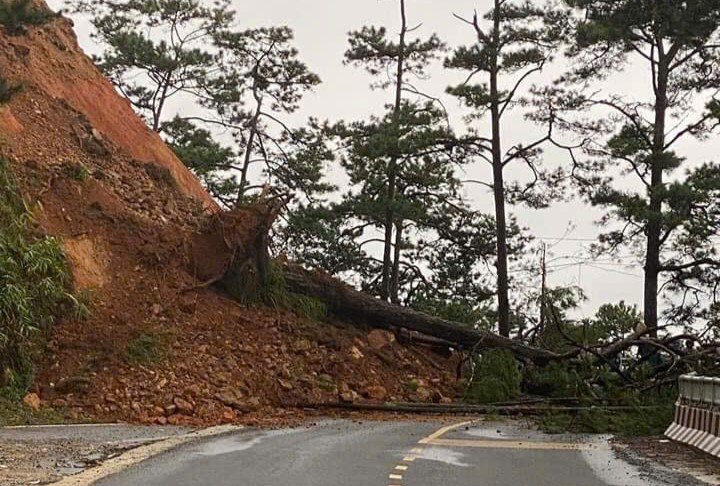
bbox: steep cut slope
[0,8,457,425]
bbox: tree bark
[282,263,570,364]
[489,0,511,338]
[644,49,669,337]
[236,80,263,207]
[381,0,408,302]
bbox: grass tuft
[126,333,165,364]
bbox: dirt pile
[0,8,458,426]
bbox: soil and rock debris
[0,9,458,428]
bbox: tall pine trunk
[490,0,511,338]
[390,221,403,304]
[644,53,669,337]
[381,0,407,301]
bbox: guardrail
[678,375,720,406]
[666,374,720,457]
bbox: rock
[173,397,194,415]
[349,346,364,360]
[52,398,69,408]
[164,404,177,416]
[184,384,201,398]
[367,330,395,350]
[339,390,358,403]
[151,304,162,316]
[365,385,388,401]
[431,390,445,403]
[55,376,91,394]
[221,408,236,423]
[22,393,41,411]
[278,379,293,391]
[214,391,258,413]
[416,387,432,401]
[155,416,168,425]
[167,414,184,425]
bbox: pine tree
[71,0,234,132]
[210,26,331,205]
[340,0,448,303]
[162,117,240,207]
[555,0,720,333]
[445,0,563,337]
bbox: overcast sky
[48,0,720,319]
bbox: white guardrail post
[665,375,720,457]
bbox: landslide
[0,8,457,426]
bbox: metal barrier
[665,374,720,457]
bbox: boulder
[368,330,396,350]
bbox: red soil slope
[0,10,457,426]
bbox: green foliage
[0,75,22,104]
[524,361,587,398]
[210,26,330,202]
[539,389,676,436]
[126,333,165,364]
[464,350,521,404]
[62,162,89,182]
[0,160,77,395]
[163,117,241,207]
[0,0,54,36]
[225,261,327,320]
[72,0,235,131]
[555,0,720,330]
[0,396,67,426]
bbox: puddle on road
[191,430,292,457]
[416,447,469,467]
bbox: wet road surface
[96,420,703,486]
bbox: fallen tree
[187,200,718,376]
[186,201,575,364]
[282,263,576,364]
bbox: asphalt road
[96,420,702,486]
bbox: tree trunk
[489,0,511,338]
[644,53,669,337]
[381,0,408,301]
[236,80,263,207]
[390,220,403,304]
[282,263,569,364]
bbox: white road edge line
[53,425,242,486]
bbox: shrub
[0,0,54,36]
[222,261,327,320]
[0,75,21,104]
[126,333,165,364]
[0,159,78,396]
[62,162,88,181]
[464,349,521,404]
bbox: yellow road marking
[418,420,474,444]
[394,465,408,471]
[425,438,609,451]
[389,473,403,480]
[402,456,415,462]
[410,447,423,454]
